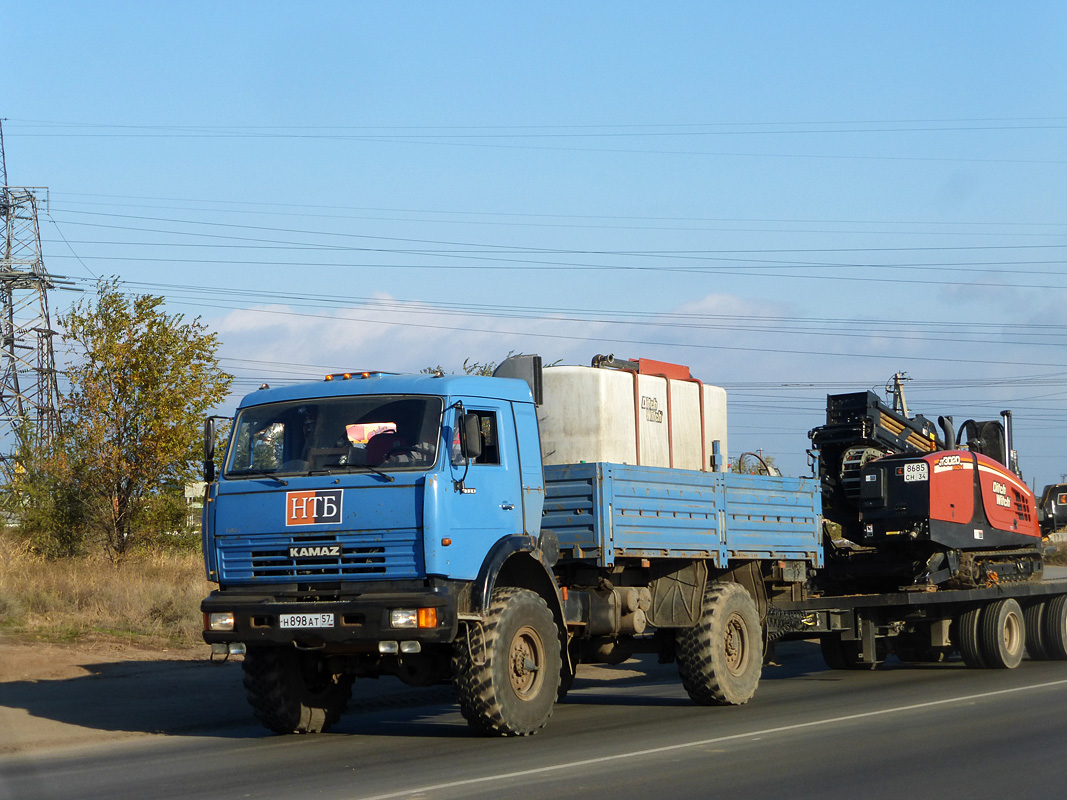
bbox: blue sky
[5,2,1067,485]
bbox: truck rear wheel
[242,646,353,734]
[452,587,561,736]
[676,581,762,705]
[1042,595,1067,660]
[978,598,1025,669]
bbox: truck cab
[202,371,550,676]
[1039,483,1067,536]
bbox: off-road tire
[978,598,1025,669]
[452,587,561,736]
[242,646,354,734]
[676,581,762,705]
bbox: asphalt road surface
[3,640,1067,800]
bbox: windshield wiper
[226,469,289,486]
[315,463,395,482]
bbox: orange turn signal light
[418,608,437,628]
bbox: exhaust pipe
[938,416,955,450]
[1001,410,1017,474]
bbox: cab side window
[453,409,501,466]
[473,411,500,465]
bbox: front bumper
[201,586,460,648]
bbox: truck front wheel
[452,587,561,736]
[242,646,354,734]
[676,581,762,705]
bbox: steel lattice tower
[0,121,62,457]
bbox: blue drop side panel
[543,463,821,568]
[722,473,823,566]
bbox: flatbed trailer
[772,571,1067,668]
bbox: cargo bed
[542,462,823,568]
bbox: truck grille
[217,530,423,581]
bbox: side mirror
[460,413,483,461]
[204,418,217,483]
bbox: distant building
[185,481,206,530]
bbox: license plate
[279,613,335,629]
[903,462,929,482]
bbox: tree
[730,451,780,476]
[58,279,233,556]
[422,358,499,377]
[1,421,87,558]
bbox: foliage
[422,358,499,377]
[55,278,232,557]
[1,422,87,558]
[461,358,497,377]
[730,451,780,476]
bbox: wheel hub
[724,614,747,675]
[509,625,544,699]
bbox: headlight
[389,608,438,628]
[390,609,418,628]
[206,611,235,631]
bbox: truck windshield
[224,395,443,478]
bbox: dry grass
[0,534,211,648]
[1045,542,1067,567]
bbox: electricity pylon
[0,120,62,462]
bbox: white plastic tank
[537,358,727,471]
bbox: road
[3,641,1066,800]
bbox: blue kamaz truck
[201,354,821,735]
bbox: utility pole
[0,119,62,465]
[887,371,911,419]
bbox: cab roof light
[324,370,397,381]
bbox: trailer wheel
[676,581,762,705]
[819,634,882,670]
[242,646,353,734]
[957,606,987,668]
[1042,595,1067,660]
[893,633,947,664]
[1024,601,1049,660]
[978,598,1025,669]
[452,587,561,736]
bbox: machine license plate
[279,613,335,629]
[903,462,929,482]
